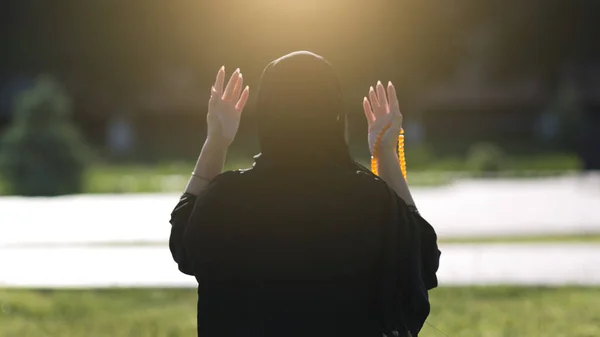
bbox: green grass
[84,161,196,194]
[81,158,449,194]
[1,287,599,337]
[77,151,588,194]
[0,152,585,195]
[83,169,453,194]
[80,164,580,195]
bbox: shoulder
[344,163,389,187]
[204,169,244,190]
[198,168,254,197]
[350,168,394,198]
[210,167,256,182]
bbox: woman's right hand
[206,66,250,148]
[362,81,403,155]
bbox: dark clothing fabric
[169,163,440,337]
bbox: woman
[169,51,440,337]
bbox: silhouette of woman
[169,51,440,337]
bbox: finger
[209,86,218,105]
[235,86,250,112]
[231,73,243,100]
[368,86,381,116]
[362,97,375,124]
[387,81,400,113]
[223,68,240,101]
[214,66,225,95]
[376,81,388,114]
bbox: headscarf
[253,51,362,171]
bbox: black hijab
[253,51,362,171]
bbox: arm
[363,81,416,207]
[385,163,439,289]
[169,193,197,275]
[363,81,415,207]
[364,80,440,290]
[170,140,227,275]
[184,67,249,196]
[377,148,416,207]
[169,66,250,274]
[184,140,228,196]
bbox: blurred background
[1,1,600,336]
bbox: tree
[0,75,93,196]
[548,78,584,151]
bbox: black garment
[170,51,440,337]
[169,162,440,337]
[254,51,354,168]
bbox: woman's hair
[254,51,355,168]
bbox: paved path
[1,176,599,246]
[1,243,599,287]
[1,176,599,287]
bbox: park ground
[1,287,599,337]
[0,151,584,195]
[1,152,597,337]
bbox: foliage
[404,144,434,169]
[465,142,506,173]
[546,80,585,149]
[0,76,93,196]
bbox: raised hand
[362,81,403,155]
[207,66,250,147]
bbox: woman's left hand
[362,81,403,155]
[206,66,250,148]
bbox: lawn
[0,151,583,195]
[81,158,456,194]
[0,287,598,337]
[81,163,578,195]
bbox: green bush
[465,142,506,173]
[550,81,585,148]
[404,144,434,169]
[0,75,93,196]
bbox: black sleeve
[401,201,441,291]
[389,196,440,336]
[169,193,198,275]
[168,171,239,276]
[409,205,441,290]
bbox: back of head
[255,51,352,168]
